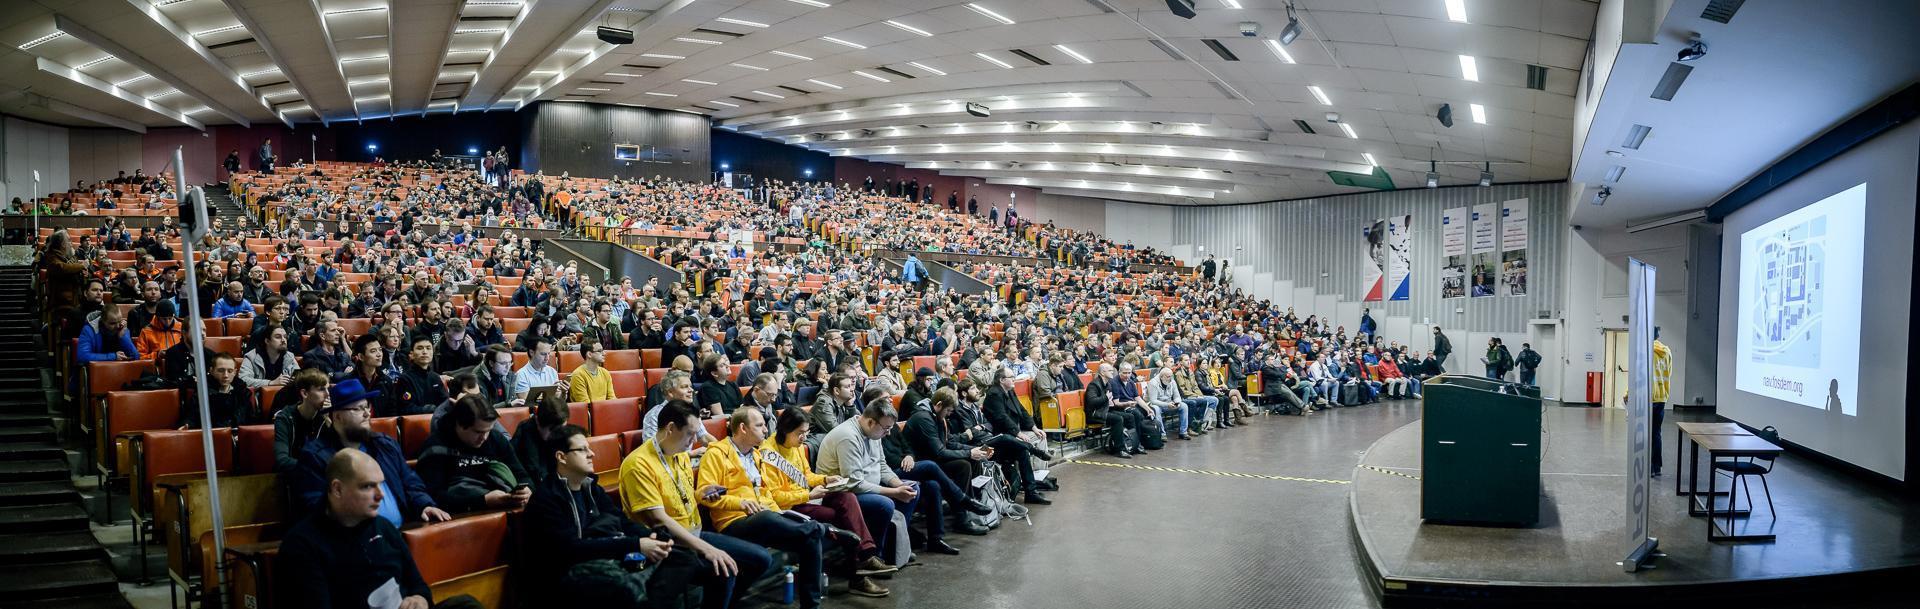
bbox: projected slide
[1735,183,1866,415]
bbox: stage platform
[1349,406,1920,607]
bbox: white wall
[1030,192,1107,234]
[67,128,143,187]
[1104,201,1174,252]
[1557,218,1701,405]
[1,116,71,208]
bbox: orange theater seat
[589,398,641,436]
[500,317,530,335]
[206,336,243,359]
[496,407,530,435]
[605,349,640,371]
[370,417,400,440]
[103,389,182,474]
[233,425,277,476]
[641,348,663,370]
[609,369,648,399]
[557,351,583,374]
[568,402,591,428]
[400,415,433,459]
[400,512,511,605]
[588,434,622,478]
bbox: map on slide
[1747,216,1827,368]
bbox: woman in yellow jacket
[760,407,901,584]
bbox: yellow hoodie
[1650,340,1672,404]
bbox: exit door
[1602,328,1630,409]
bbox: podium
[1421,375,1542,526]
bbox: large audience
[35,157,1452,609]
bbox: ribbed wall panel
[1171,183,1566,334]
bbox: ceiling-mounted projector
[966,102,990,118]
[596,26,633,45]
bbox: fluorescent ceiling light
[1458,54,1478,81]
[966,4,1016,25]
[1468,103,1487,124]
[347,76,387,85]
[455,27,505,34]
[1264,39,1295,63]
[1222,0,1242,7]
[751,89,786,98]
[1053,44,1091,64]
[974,52,1013,69]
[907,61,946,76]
[262,89,300,100]
[730,62,768,71]
[853,70,890,82]
[709,100,740,107]
[1363,152,1379,166]
[645,92,677,97]
[675,37,723,45]
[681,78,717,85]
[191,25,243,37]
[342,54,387,63]
[785,0,831,6]
[1339,123,1357,138]
[820,36,865,49]
[353,95,389,103]
[241,67,281,78]
[1444,0,1468,23]
[152,88,181,98]
[641,53,685,59]
[716,17,770,28]
[78,56,112,69]
[604,71,641,77]
[771,50,813,61]
[577,87,610,91]
[885,20,933,37]
[324,6,386,16]
[1307,85,1330,105]
[116,74,153,87]
[806,78,842,89]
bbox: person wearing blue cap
[292,377,452,526]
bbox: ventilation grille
[1650,62,1692,100]
[1292,119,1316,134]
[1603,165,1626,183]
[1008,49,1050,66]
[1526,64,1548,90]
[690,28,745,39]
[1148,39,1188,61]
[1621,124,1652,149]
[1119,80,1153,98]
[1701,0,1746,24]
[1201,39,1240,61]
[690,105,721,113]
[873,66,915,79]
[728,95,759,104]
[777,85,811,95]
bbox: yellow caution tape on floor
[1064,459,1351,485]
[1357,464,1422,480]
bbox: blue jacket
[76,319,139,363]
[212,297,255,319]
[902,256,925,283]
[294,432,437,522]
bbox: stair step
[0,481,78,507]
[0,502,90,534]
[0,458,70,483]
[0,560,120,601]
[0,440,63,462]
[0,412,51,427]
[7,594,134,609]
[0,426,57,443]
[0,531,103,565]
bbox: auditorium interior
[1,1,1918,608]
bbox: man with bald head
[212,280,256,318]
[274,450,480,609]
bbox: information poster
[1501,199,1529,296]
[1362,219,1387,301]
[1470,203,1499,297]
[1387,214,1412,301]
[1441,207,1468,298]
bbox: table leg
[1705,449,1717,539]
[1674,429,1686,496]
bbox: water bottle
[621,551,648,572]
[782,566,796,604]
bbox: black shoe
[1114,451,1133,459]
[954,522,991,536]
[1032,448,1054,461]
[826,525,862,548]
[928,540,961,555]
[963,498,994,516]
[1036,479,1059,491]
[1023,492,1052,505]
[1130,447,1147,455]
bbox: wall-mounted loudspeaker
[1436,103,1454,128]
[596,26,633,45]
[1167,0,1197,19]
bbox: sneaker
[847,576,891,598]
[855,557,900,576]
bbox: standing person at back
[1483,338,1513,381]
[1431,327,1453,373]
[1517,342,1543,387]
[1649,328,1672,477]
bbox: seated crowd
[38,158,1444,609]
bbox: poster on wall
[1362,219,1388,302]
[1387,215,1413,301]
[1470,202,1499,297]
[1441,207,1468,298]
[1501,198,1530,296]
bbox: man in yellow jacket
[1650,329,1673,477]
[696,407,833,609]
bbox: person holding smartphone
[527,424,688,607]
[416,396,532,514]
[695,407,837,608]
[620,400,770,609]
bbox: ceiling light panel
[1458,54,1478,81]
[820,36,865,49]
[907,61,946,76]
[806,78,842,89]
[675,37,723,45]
[785,0,831,7]
[1339,123,1357,138]
[771,50,813,61]
[974,52,1013,69]
[710,100,740,107]
[1263,39,1295,63]
[885,20,933,37]
[682,78,717,85]
[731,62,768,71]
[853,70,889,82]
[966,4,1016,25]
[1468,103,1487,123]
[1307,85,1331,105]
[1445,0,1468,22]
[1054,44,1092,64]
[717,17,770,28]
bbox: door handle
[1436,440,1456,445]
[1510,443,1529,447]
